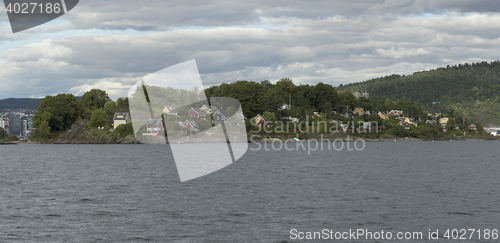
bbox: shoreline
[15,136,499,145]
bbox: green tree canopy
[89,109,108,128]
[32,94,83,136]
[0,127,8,139]
[81,89,110,110]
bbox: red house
[253,115,266,127]
[189,107,208,121]
[397,121,411,130]
[468,124,477,131]
[146,119,165,136]
[388,110,403,116]
[441,124,447,132]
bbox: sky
[1,0,500,99]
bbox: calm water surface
[0,141,499,242]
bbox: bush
[112,123,134,138]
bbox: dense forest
[337,61,500,125]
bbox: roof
[215,109,229,117]
[190,107,206,114]
[163,106,178,113]
[147,118,164,126]
[114,112,129,120]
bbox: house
[344,112,350,118]
[426,120,437,125]
[441,124,448,132]
[189,107,208,120]
[378,111,388,120]
[353,107,365,116]
[405,117,417,126]
[183,120,199,132]
[200,104,212,114]
[396,117,406,121]
[331,119,342,124]
[313,112,320,117]
[144,118,165,136]
[340,124,354,133]
[253,114,266,127]
[113,112,131,129]
[352,91,369,99]
[282,116,300,123]
[397,121,411,130]
[388,110,403,116]
[213,109,229,121]
[468,124,477,131]
[440,117,449,124]
[278,103,291,111]
[162,106,178,116]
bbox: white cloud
[1,1,500,98]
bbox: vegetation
[31,90,130,140]
[81,89,110,110]
[337,61,500,125]
[29,61,500,141]
[32,94,84,138]
[0,127,8,139]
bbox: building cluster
[0,110,35,138]
[114,104,239,137]
[353,91,369,99]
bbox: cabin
[426,120,437,125]
[213,109,229,121]
[405,117,417,126]
[113,112,131,129]
[353,107,365,116]
[200,104,212,114]
[278,103,291,111]
[388,110,403,116]
[145,118,165,136]
[183,120,199,132]
[313,112,320,117]
[468,124,477,131]
[162,106,178,116]
[441,124,448,132]
[378,111,388,120]
[398,121,411,130]
[440,117,449,124]
[331,119,342,124]
[253,114,266,127]
[189,107,208,120]
[283,116,299,123]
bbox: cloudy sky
[1,0,500,99]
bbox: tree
[104,100,117,113]
[32,94,83,136]
[112,123,133,138]
[263,111,277,123]
[0,127,8,139]
[89,109,108,128]
[81,89,110,110]
[37,120,52,138]
[313,82,339,112]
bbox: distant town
[0,108,37,139]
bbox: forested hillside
[337,61,500,125]
[0,98,42,110]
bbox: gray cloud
[1,1,500,99]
